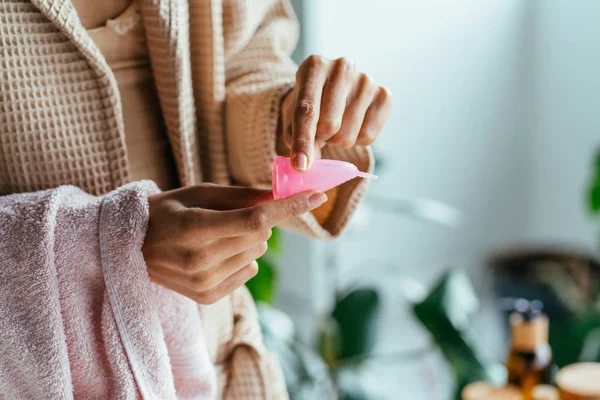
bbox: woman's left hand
[278,55,393,171]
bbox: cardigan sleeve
[224,0,374,239]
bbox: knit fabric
[0,0,373,397]
[0,0,129,194]
[0,181,216,399]
[0,0,372,238]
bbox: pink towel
[0,181,216,399]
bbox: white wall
[278,1,533,397]
[276,1,600,397]
[308,0,533,285]
[526,1,599,249]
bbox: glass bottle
[506,299,552,400]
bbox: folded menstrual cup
[272,156,377,200]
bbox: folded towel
[0,181,216,399]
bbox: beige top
[87,1,178,191]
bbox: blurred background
[248,1,600,399]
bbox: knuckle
[194,248,213,266]
[294,100,317,120]
[184,249,213,271]
[306,54,326,69]
[195,291,219,305]
[205,293,220,304]
[335,136,354,149]
[360,130,376,145]
[257,242,269,257]
[192,272,211,292]
[260,229,272,242]
[183,250,198,270]
[335,56,349,67]
[287,198,307,216]
[178,212,195,233]
[359,73,375,90]
[318,118,341,134]
[379,86,392,103]
[342,140,355,149]
[247,262,259,277]
[193,293,206,304]
[180,211,207,239]
[201,270,220,290]
[245,208,270,231]
[336,57,354,74]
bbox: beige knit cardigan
[0,0,373,238]
[0,0,372,397]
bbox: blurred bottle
[506,299,552,399]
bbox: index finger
[214,190,328,237]
[174,184,273,210]
[291,56,328,171]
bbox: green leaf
[267,226,281,255]
[589,181,600,213]
[257,303,336,400]
[412,270,493,390]
[246,257,276,303]
[331,288,381,360]
[415,270,479,330]
[549,311,600,367]
[588,148,600,214]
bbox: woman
[0,0,392,398]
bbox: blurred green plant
[249,152,472,399]
[256,286,387,400]
[384,146,600,396]
[245,227,280,303]
[532,147,600,368]
[588,148,600,213]
[247,226,389,398]
[250,146,600,399]
[551,147,600,367]
[412,270,505,399]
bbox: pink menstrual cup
[272,156,378,200]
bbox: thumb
[217,190,328,236]
[175,184,273,210]
[247,190,328,230]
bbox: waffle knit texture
[0,0,373,398]
[0,0,373,238]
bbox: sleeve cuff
[226,80,374,239]
[226,80,295,188]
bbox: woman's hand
[278,55,393,171]
[142,184,327,304]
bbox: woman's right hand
[142,184,327,304]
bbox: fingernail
[293,153,308,171]
[309,192,328,207]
